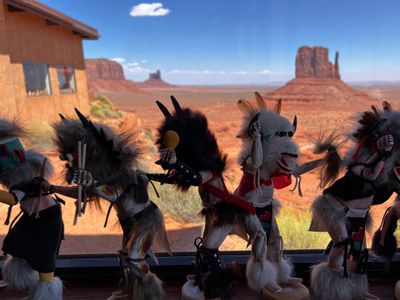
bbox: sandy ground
[1,85,399,255]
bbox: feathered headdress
[155,96,226,190]
[52,109,139,182]
[0,117,53,188]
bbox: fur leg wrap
[194,245,237,299]
[28,277,63,300]
[246,256,277,292]
[132,271,164,300]
[310,262,368,300]
[1,256,39,290]
[272,258,295,284]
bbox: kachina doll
[51,110,171,300]
[152,96,267,300]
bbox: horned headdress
[155,96,227,190]
[53,109,139,183]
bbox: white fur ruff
[310,196,346,232]
[311,195,372,233]
[1,256,39,290]
[181,280,205,300]
[246,256,277,292]
[28,277,63,300]
[273,258,294,284]
[310,262,368,300]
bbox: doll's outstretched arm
[0,190,22,206]
[352,134,394,181]
[157,149,203,185]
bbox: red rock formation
[85,59,144,93]
[265,78,371,103]
[137,70,175,88]
[295,46,340,79]
[149,70,161,80]
[265,46,373,104]
[85,59,125,80]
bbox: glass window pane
[57,65,77,94]
[22,62,51,96]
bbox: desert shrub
[142,128,154,141]
[90,94,123,119]
[277,206,331,249]
[149,182,202,224]
[24,121,55,151]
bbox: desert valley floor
[1,85,399,254]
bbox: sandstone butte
[137,70,175,88]
[85,59,172,93]
[265,46,374,103]
[85,58,143,93]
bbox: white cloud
[140,59,147,64]
[127,62,139,67]
[126,66,152,73]
[164,69,292,85]
[167,69,280,75]
[130,3,170,17]
[110,57,126,64]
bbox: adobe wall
[1,3,90,122]
[0,1,18,115]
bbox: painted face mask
[0,138,29,173]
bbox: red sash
[235,171,292,196]
[202,174,256,215]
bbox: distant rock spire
[334,51,340,79]
[149,70,162,80]
[295,46,340,79]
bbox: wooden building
[0,0,98,121]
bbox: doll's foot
[0,280,8,288]
[362,291,379,300]
[287,276,303,283]
[266,284,293,294]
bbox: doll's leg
[195,224,238,299]
[244,215,292,294]
[349,239,378,300]
[327,219,348,272]
[267,216,302,284]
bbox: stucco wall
[0,1,90,121]
[0,2,18,115]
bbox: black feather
[170,95,183,114]
[75,108,91,128]
[155,101,172,119]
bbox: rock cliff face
[265,46,373,103]
[295,46,340,79]
[85,59,125,81]
[85,59,144,93]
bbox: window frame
[22,62,52,97]
[56,65,77,94]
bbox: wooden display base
[106,290,131,300]
[395,280,400,300]
[261,283,310,300]
[181,279,221,300]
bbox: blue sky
[42,0,400,85]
